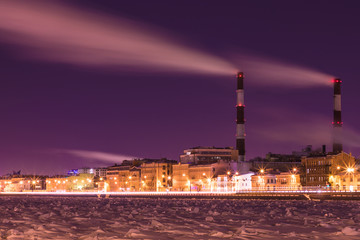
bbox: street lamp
[347,167,355,191]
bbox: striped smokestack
[332,78,343,153]
[236,72,245,161]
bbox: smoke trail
[59,149,139,164]
[0,1,334,86]
[0,1,236,75]
[234,54,334,87]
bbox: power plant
[333,78,343,153]
[236,72,246,161]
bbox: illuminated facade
[251,174,277,191]
[141,160,176,192]
[172,163,190,191]
[46,174,94,192]
[275,173,301,190]
[302,152,356,186]
[173,162,239,192]
[106,166,140,192]
[329,171,360,191]
[233,172,254,191]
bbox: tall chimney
[333,78,343,153]
[236,72,245,161]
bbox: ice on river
[0,196,360,239]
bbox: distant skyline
[0,0,359,175]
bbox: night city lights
[0,1,360,239]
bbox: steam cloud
[0,1,236,76]
[60,149,138,164]
[0,1,334,87]
[234,55,334,88]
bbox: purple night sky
[0,0,359,175]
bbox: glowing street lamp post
[347,167,355,191]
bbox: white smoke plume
[59,149,138,163]
[0,1,236,75]
[234,54,334,88]
[0,1,334,87]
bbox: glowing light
[260,169,264,174]
[32,181,35,184]
[144,176,147,179]
[129,176,132,179]
[227,171,231,175]
[100,177,103,181]
[182,173,186,177]
[202,173,206,176]
[293,168,297,172]
[337,166,340,170]
[168,176,171,180]
[20,181,23,184]
[235,172,239,175]
[347,168,355,173]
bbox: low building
[329,170,360,191]
[302,152,356,186]
[141,159,177,192]
[172,163,190,191]
[275,173,301,190]
[68,168,107,177]
[233,172,254,191]
[180,147,238,164]
[0,178,29,192]
[46,174,94,192]
[216,174,233,192]
[251,173,277,191]
[172,161,236,192]
[46,177,68,192]
[188,164,215,192]
[106,165,141,192]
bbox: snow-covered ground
[0,197,360,239]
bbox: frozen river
[0,196,360,239]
